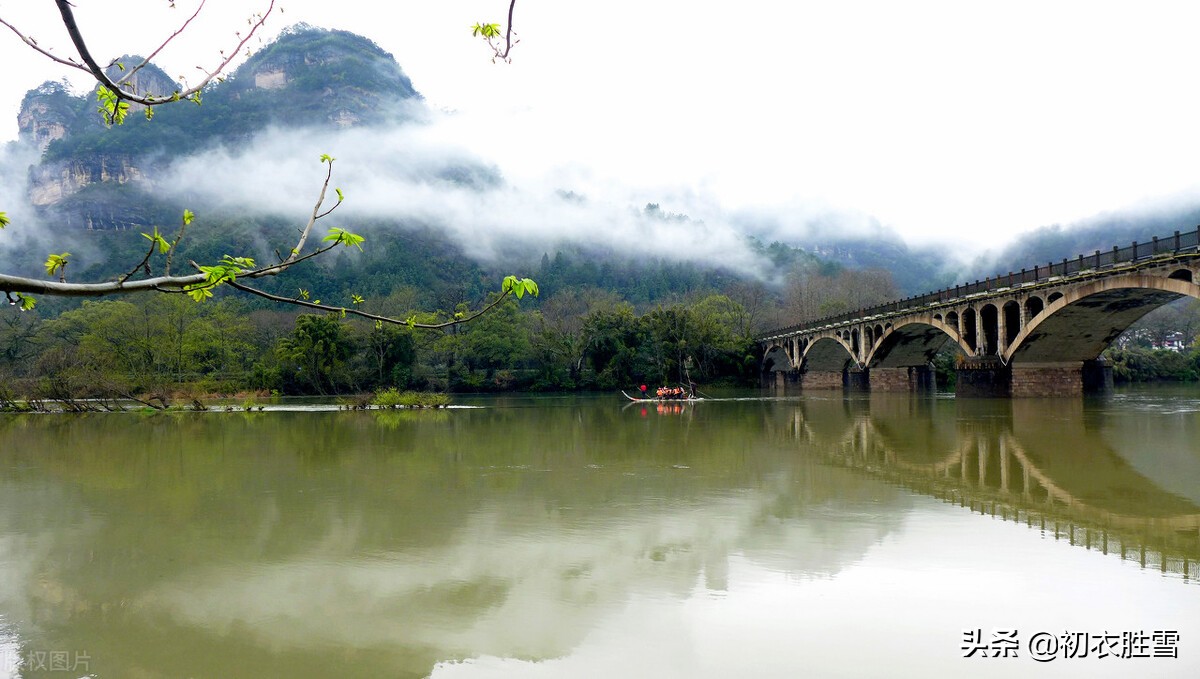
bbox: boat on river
[621,390,703,403]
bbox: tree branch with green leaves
[1,156,536,329]
[1,2,534,327]
[0,0,278,125]
[472,0,519,63]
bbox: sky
[2,0,1200,259]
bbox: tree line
[0,288,767,405]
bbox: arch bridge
[760,229,1200,396]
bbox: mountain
[16,25,420,232]
[972,203,1200,278]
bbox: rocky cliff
[15,25,422,231]
[17,82,83,154]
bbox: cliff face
[14,25,423,231]
[103,57,181,116]
[228,25,420,128]
[28,156,147,207]
[18,82,81,154]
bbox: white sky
[2,0,1200,254]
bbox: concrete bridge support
[1010,363,1082,398]
[766,369,801,392]
[846,368,869,392]
[871,365,935,393]
[800,371,844,390]
[956,360,1115,397]
[956,359,1010,397]
[1082,359,1115,393]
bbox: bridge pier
[956,358,1011,397]
[871,365,935,393]
[765,369,801,392]
[1010,363,1080,397]
[1008,360,1110,397]
[799,370,844,390]
[846,368,869,392]
[1082,358,1114,394]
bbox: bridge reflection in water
[767,395,1200,582]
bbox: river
[1,387,1198,678]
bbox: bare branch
[120,240,157,283]
[0,272,208,297]
[165,213,192,276]
[52,0,276,108]
[227,279,517,330]
[119,0,208,85]
[259,159,334,276]
[0,15,89,73]
[500,0,518,61]
[474,0,520,63]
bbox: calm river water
[1,387,1199,678]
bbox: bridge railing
[762,226,1200,338]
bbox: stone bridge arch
[864,317,971,368]
[801,335,857,372]
[1005,274,1200,364]
[762,344,793,372]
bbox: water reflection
[0,407,904,678]
[0,391,1197,678]
[776,395,1200,580]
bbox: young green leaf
[472,22,502,38]
[182,209,195,225]
[500,275,539,301]
[0,211,9,229]
[335,188,344,202]
[323,227,365,251]
[351,294,365,305]
[95,86,130,126]
[141,227,170,253]
[15,293,35,311]
[186,286,214,302]
[319,153,335,163]
[44,253,71,278]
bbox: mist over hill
[4,24,1199,315]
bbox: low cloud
[0,142,61,276]
[157,111,819,280]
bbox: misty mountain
[971,203,1200,279]
[21,22,1192,314]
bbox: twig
[120,0,208,85]
[53,0,276,107]
[226,279,516,330]
[121,239,158,283]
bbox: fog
[159,118,759,276]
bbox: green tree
[361,323,417,390]
[276,314,355,395]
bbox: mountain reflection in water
[0,389,1197,678]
